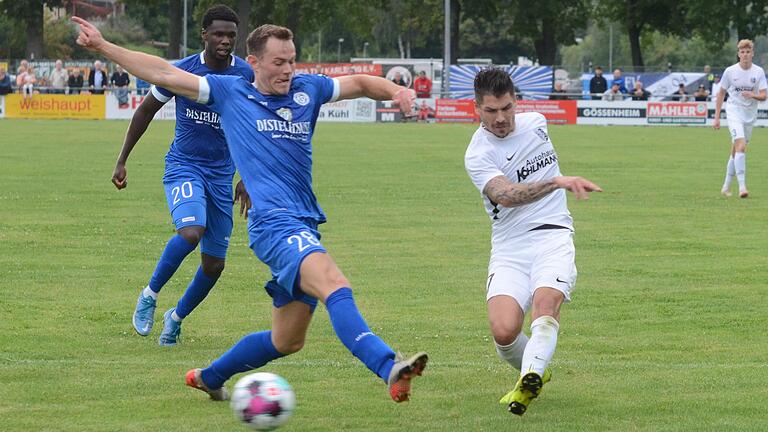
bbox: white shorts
[486,228,577,312]
[727,117,755,143]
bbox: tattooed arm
[483,175,602,207]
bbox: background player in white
[713,39,767,198]
[464,68,601,415]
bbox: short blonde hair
[738,39,754,50]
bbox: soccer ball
[230,372,295,430]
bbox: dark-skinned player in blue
[113,5,253,346]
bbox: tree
[507,0,590,65]
[0,0,65,59]
[168,0,181,58]
[685,0,768,48]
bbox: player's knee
[274,337,305,355]
[178,226,204,246]
[201,258,225,278]
[490,320,523,346]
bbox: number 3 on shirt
[287,231,321,252]
[171,181,194,205]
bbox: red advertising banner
[295,63,383,77]
[646,102,708,124]
[516,100,577,124]
[435,99,477,122]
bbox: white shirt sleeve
[758,70,767,91]
[465,147,504,194]
[329,78,341,102]
[196,76,211,104]
[150,85,172,103]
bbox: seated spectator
[391,71,406,87]
[549,82,568,100]
[413,71,432,98]
[693,84,709,101]
[672,83,689,101]
[0,67,11,95]
[67,68,84,94]
[49,59,69,94]
[110,65,131,107]
[21,66,37,99]
[417,100,433,122]
[630,81,651,100]
[603,82,624,101]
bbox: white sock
[171,310,182,322]
[723,156,735,190]
[734,152,746,190]
[142,286,158,300]
[495,332,529,370]
[520,316,559,377]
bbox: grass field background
[1,119,767,431]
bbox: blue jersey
[152,52,254,177]
[201,73,339,223]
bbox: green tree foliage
[684,0,768,46]
[0,0,65,59]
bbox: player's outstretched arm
[112,93,166,189]
[484,175,602,207]
[336,75,416,115]
[72,16,200,101]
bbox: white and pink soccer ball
[230,372,295,431]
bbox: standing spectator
[612,68,627,93]
[0,67,11,95]
[413,71,432,98]
[693,84,709,101]
[391,71,406,86]
[67,68,84,94]
[672,83,689,101]
[711,74,724,101]
[589,66,607,100]
[549,82,568,100]
[630,81,651,100]
[111,64,131,107]
[603,82,623,101]
[49,59,69,94]
[88,60,108,94]
[704,65,714,91]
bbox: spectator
[549,82,568,100]
[711,74,725,101]
[630,81,651,100]
[49,59,69,94]
[110,64,131,107]
[704,65,714,91]
[21,66,37,99]
[391,71,406,87]
[589,66,607,100]
[413,71,432,98]
[672,83,689,101]
[612,68,627,93]
[88,60,108,94]
[693,84,709,101]
[603,82,623,101]
[15,65,27,90]
[0,67,11,95]
[67,68,84,94]
[417,100,432,122]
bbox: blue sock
[201,331,285,390]
[325,288,396,381]
[174,266,218,319]
[148,235,196,293]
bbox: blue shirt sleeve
[204,74,241,113]
[304,74,337,104]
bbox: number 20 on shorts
[172,181,194,205]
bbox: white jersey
[721,62,767,123]
[464,112,573,247]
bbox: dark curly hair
[201,4,239,30]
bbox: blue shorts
[163,164,233,259]
[248,212,325,311]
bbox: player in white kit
[464,68,602,415]
[714,39,767,198]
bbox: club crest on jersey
[294,92,310,106]
[277,108,293,122]
[534,127,550,142]
[751,77,757,84]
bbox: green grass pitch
[1,119,767,431]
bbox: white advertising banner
[576,100,768,127]
[317,98,376,122]
[105,92,176,120]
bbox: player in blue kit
[75,17,428,403]
[111,5,254,346]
